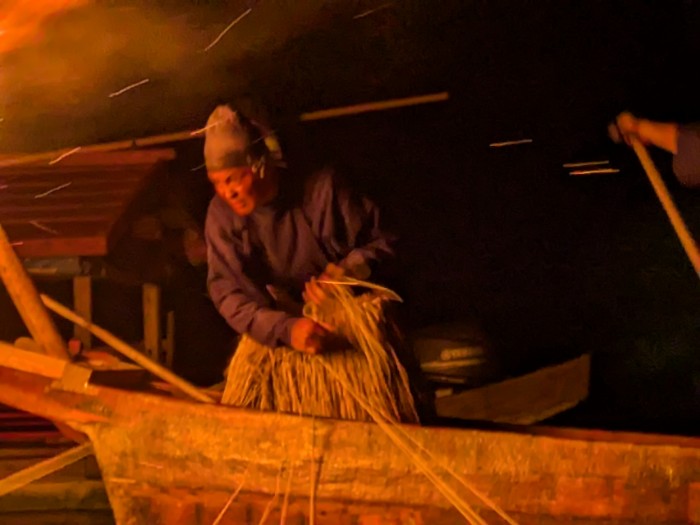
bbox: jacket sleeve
[673,125,700,188]
[205,206,297,347]
[315,171,397,278]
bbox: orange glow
[0,1,89,54]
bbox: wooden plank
[142,284,161,363]
[0,191,132,205]
[4,220,109,257]
[0,176,143,192]
[0,511,115,525]
[0,169,145,183]
[3,221,107,239]
[13,236,109,258]
[1,162,148,173]
[0,480,110,513]
[0,212,116,225]
[0,443,93,497]
[0,430,64,442]
[0,148,175,169]
[435,354,590,424]
[73,276,92,350]
[0,342,70,379]
[0,453,93,480]
[0,202,122,215]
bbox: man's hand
[290,318,329,354]
[610,112,645,146]
[610,112,679,154]
[303,263,345,306]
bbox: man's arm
[310,171,396,279]
[673,125,700,188]
[615,113,700,187]
[205,207,297,347]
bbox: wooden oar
[628,136,700,278]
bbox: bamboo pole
[299,92,450,122]
[0,92,450,168]
[0,225,70,360]
[40,294,215,404]
[0,443,93,497]
[629,137,700,278]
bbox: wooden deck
[0,149,175,258]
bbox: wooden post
[0,225,69,360]
[163,310,175,369]
[142,284,161,363]
[73,276,92,350]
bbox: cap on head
[203,104,269,173]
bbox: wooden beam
[0,93,449,168]
[12,235,109,258]
[0,148,177,169]
[0,444,93,498]
[0,342,69,379]
[142,284,161,363]
[40,294,215,404]
[0,224,69,359]
[72,276,92,350]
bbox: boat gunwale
[1,363,699,451]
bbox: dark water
[2,1,700,435]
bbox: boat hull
[0,366,699,524]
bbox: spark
[139,462,163,469]
[190,162,205,172]
[10,241,24,247]
[49,147,81,165]
[190,119,224,136]
[108,78,150,98]
[203,8,253,52]
[489,139,533,148]
[569,168,620,176]
[353,2,395,19]
[29,221,59,235]
[562,160,609,168]
[34,182,72,199]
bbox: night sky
[1,0,699,434]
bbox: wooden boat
[0,214,692,524]
[0,349,698,525]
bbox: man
[203,104,396,355]
[614,112,700,187]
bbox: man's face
[208,166,258,216]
